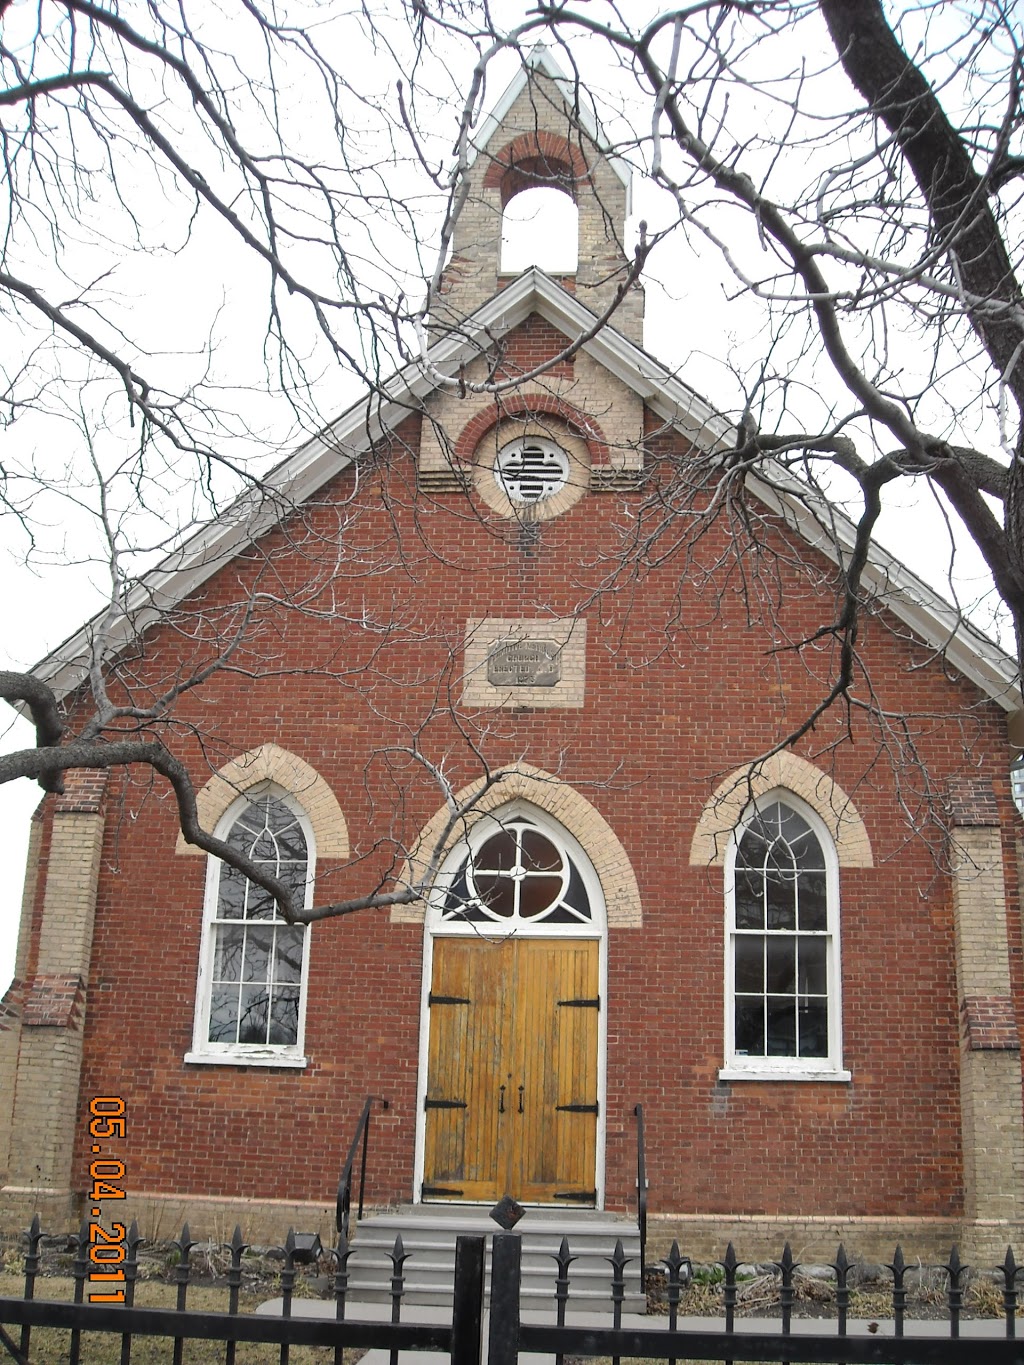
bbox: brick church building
[3,49,1024,1264]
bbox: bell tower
[431,47,644,345]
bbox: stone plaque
[486,638,562,687]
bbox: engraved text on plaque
[486,639,562,688]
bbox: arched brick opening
[395,763,642,927]
[689,752,873,868]
[175,743,349,859]
[454,394,611,466]
[483,131,591,206]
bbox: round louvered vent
[495,439,570,504]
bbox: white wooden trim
[188,785,316,1067]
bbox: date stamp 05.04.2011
[84,1096,128,1303]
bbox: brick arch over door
[174,742,349,859]
[689,752,873,868]
[395,764,642,926]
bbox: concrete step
[345,1206,645,1313]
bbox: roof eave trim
[748,470,1020,712]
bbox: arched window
[500,187,579,274]
[188,788,314,1067]
[723,795,848,1080]
[432,805,601,934]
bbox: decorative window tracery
[188,788,313,1067]
[437,814,594,930]
[723,795,847,1081]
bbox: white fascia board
[29,292,537,701]
[467,45,633,210]
[748,469,1020,711]
[524,273,736,449]
[524,274,1019,708]
[28,268,1020,716]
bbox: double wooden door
[422,936,599,1204]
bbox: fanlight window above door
[441,819,592,925]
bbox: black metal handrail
[634,1102,647,1280]
[336,1095,388,1241]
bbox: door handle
[518,1085,525,1114]
[499,1084,506,1114]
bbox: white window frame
[186,785,314,1068]
[720,790,850,1083]
[427,800,603,940]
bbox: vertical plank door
[423,936,598,1203]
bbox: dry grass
[0,1273,363,1365]
[646,1266,1006,1322]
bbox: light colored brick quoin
[950,821,1024,1221]
[174,743,349,858]
[37,812,104,979]
[394,762,642,927]
[952,827,1013,996]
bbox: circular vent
[495,439,570,504]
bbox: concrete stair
[345,1205,645,1313]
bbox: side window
[188,788,313,1067]
[723,796,847,1080]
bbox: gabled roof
[468,45,633,212]
[32,266,1021,718]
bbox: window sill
[718,1065,852,1084]
[184,1050,308,1069]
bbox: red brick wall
[57,351,1020,1224]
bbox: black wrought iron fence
[4,1214,1024,1364]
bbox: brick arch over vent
[483,131,591,206]
[394,764,641,926]
[175,743,349,859]
[455,394,611,466]
[689,752,873,868]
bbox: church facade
[3,50,1024,1263]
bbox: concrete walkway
[256,1295,1014,1363]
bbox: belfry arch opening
[500,186,579,275]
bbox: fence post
[487,1233,522,1365]
[451,1235,485,1365]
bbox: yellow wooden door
[422,937,598,1204]
[511,938,599,1203]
